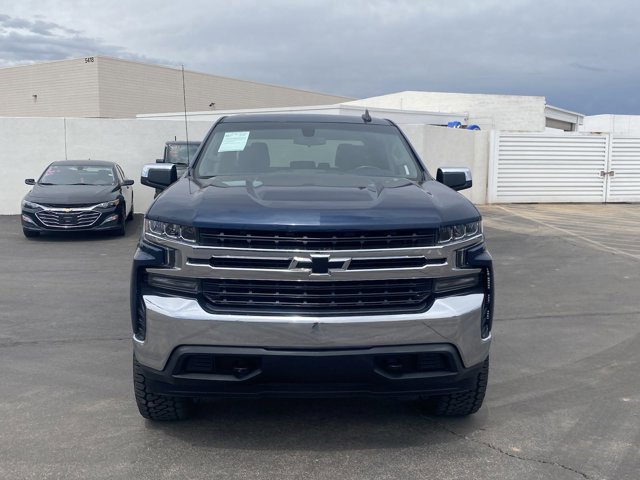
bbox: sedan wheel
[126,202,134,221]
[114,206,126,236]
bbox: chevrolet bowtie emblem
[290,254,350,275]
[64,208,72,212]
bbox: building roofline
[545,104,585,124]
[347,90,547,102]
[137,103,469,127]
[138,103,466,120]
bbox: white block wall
[0,117,491,216]
[402,125,490,205]
[581,114,640,135]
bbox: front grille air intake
[36,210,100,228]
[201,278,433,315]
[198,229,437,250]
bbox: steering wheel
[352,165,387,175]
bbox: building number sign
[84,57,95,63]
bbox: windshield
[167,144,200,165]
[195,122,423,180]
[39,165,116,186]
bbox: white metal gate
[489,133,640,203]
[608,137,640,202]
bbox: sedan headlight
[145,219,196,243]
[95,199,120,209]
[439,220,482,243]
[22,199,43,209]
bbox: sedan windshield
[195,122,423,180]
[40,165,116,186]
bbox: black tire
[126,197,134,221]
[114,207,126,236]
[23,228,39,238]
[133,355,192,421]
[422,357,489,416]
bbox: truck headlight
[439,221,482,243]
[434,274,480,293]
[146,273,199,294]
[145,219,197,243]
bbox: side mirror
[121,179,135,186]
[25,179,36,185]
[141,164,177,191]
[436,167,472,191]
[156,159,164,164]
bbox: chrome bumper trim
[133,293,491,371]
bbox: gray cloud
[1,1,640,114]
[0,14,166,66]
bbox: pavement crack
[496,310,640,322]
[0,336,130,348]
[421,416,595,480]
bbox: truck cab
[153,141,201,195]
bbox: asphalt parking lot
[0,205,638,480]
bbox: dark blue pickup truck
[132,113,493,420]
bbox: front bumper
[134,293,490,372]
[21,206,122,232]
[131,233,493,398]
[137,343,487,398]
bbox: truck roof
[50,160,117,167]
[218,113,392,126]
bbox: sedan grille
[201,278,433,315]
[38,202,97,208]
[35,210,101,228]
[198,229,437,250]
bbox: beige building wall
[0,56,352,118]
[0,58,100,117]
[96,56,352,117]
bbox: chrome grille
[196,256,443,270]
[198,229,438,250]
[201,278,433,315]
[39,202,96,208]
[36,210,101,228]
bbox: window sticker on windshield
[218,131,250,152]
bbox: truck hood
[26,184,118,205]
[148,173,480,230]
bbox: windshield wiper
[69,182,91,185]
[38,182,56,185]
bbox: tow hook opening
[179,354,262,378]
[375,353,454,376]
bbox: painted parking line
[481,204,640,261]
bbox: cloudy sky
[0,0,638,115]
